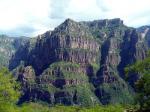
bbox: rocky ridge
[8,18,150,105]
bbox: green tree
[0,67,20,112]
[125,53,150,111]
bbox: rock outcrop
[0,35,28,68]
[8,18,150,105]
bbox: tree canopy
[125,53,150,111]
[0,67,20,112]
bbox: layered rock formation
[8,18,150,105]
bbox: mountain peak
[54,18,81,34]
[64,18,76,23]
[61,18,78,28]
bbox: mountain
[0,35,28,68]
[6,18,150,105]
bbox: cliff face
[9,18,150,105]
[0,35,28,68]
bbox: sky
[0,0,150,37]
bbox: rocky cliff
[8,18,150,105]
[0,35,28,68]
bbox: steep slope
[0,35,28,68]
[137,26,150,47]
[80,18,149,104]
[9,18,150,105]
[10,19,100,105]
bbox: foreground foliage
[18,103,124,112]
[0,67,20,112]
[125,52,150,112]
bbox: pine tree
[0,67,20,112]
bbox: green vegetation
[18,103,124,112]
[49,61,80,68]
[125,52,150,111]
[25,61,99,106]
[97,82,134,105]
[0,67,20,112]
[41,61,87,80]
[90,63,100,75]
[89,23,128,40]
[0,68,125,112]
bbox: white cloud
[0,0,150,36]
[66,0,102,20]
[0,0,51,36]
[95,0,150,26]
